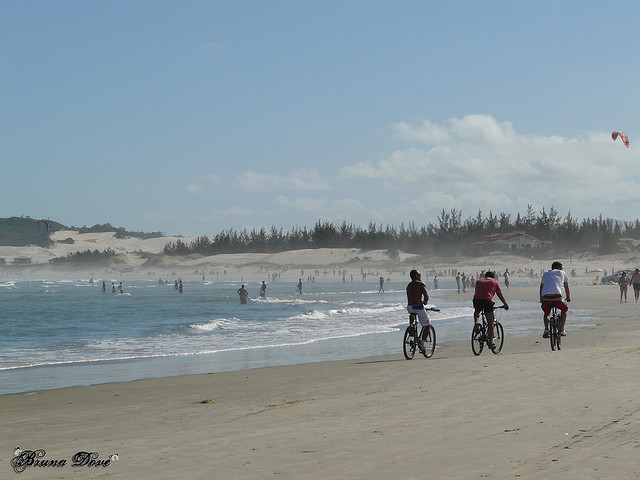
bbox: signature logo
[11,447,118,474]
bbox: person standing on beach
[618,271,630,303]
[379,276,385,293]
[540,261,570,338]
[631,269,640,302]
[237,285,249,304]
[473,271,509,352]
[456,272,461,293]
[406,270,432,353]
[297,279,303,295]
[504,269,510,289]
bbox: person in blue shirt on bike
[406,269,431,352]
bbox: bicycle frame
[549,306,561,351]
[403,307,438,359]
[471,306,505,355]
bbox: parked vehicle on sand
[601,269,636,285]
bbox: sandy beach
[2,282,639,479]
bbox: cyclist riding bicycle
[473,271,509,352]
[406,269,431,352]
[540,261,571,338]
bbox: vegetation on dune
[0,217,62,247]
[48,248,118,265]
[164,206,639,257]
[0,216,164,247]
[74,223,164,240]
[3,207,639,263]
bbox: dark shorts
[473,298,495,314]
[633,283,640,292]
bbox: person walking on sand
[237,285,249,304]
[406,270,432,353]
[540,261,571,338]
[618,271,630,303]
[473,271,509,352]
[631,269,640,302]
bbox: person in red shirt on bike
[473,271,509,352]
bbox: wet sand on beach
[2,284,640,479]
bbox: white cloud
[393,120,451,144]
[276,196,326,213]
[186,184,204,194]
[195,173,221,182]
[238,169,330,192]
[339,114,640,221]
[196,206,266,223]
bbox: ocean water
[0,276,595,395]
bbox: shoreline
[1,283,602,396]
[3,285,640,478]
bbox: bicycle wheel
[556,319,561,351]
[403,326,416,360]
[549,318,557,351]
[493,322,504,354]
[422,325,436,358]
[471,323,484,356]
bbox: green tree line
[163,206,640,257]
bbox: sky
[2,0,640,237]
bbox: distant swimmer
[174,280,179,290]
[118,282,124,294]
[297,279,303,295]
[260,281,267,299]
[179,280,183,294]
[112,282,116,293]
[102,281,106,292]
[237,285,249,304]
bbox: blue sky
[2,0,640,236]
